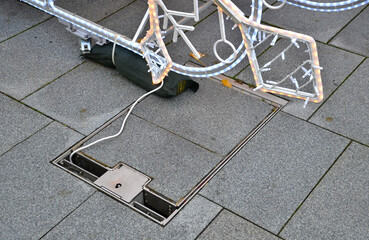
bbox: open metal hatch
[52,73,287,226]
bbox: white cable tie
[301,66,308,73]
[226,15,230,20]
[271,34,278,46]
[281,52,285,60]
[250,4,261,10]
[253,85,263,91]
[252,31,257,41]
[232,24,238,30]
[312,65,323,70]
[112,34,118,66]
[303,97,310,108]
[314,85,319,94]
[266,80,278,85]
[302,69,312,78]
[143,51,150,58]
[291,38,300,48]
[262,32,266,40]
[245,32,251,40]
[290,76,299,89]
[305,49,310,53]
[260,68,271,72]
[258,31,261,42]
[69,80,165,163]
[148,66,155,72]
[264,62,272,68]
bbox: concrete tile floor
[330,7,369,57]
[0,0,50,42]
[0,1,368,239]
[280,142,369,240]
[200,112,350,233]
[23,61,146,135]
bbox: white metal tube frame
[19,0,262,78]
[21,0,323,102]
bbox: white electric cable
[69,80,164,163]
[70,31,163,163]
[112,34,118,66]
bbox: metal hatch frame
[51,71,287,226]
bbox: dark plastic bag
[83,43,199,97]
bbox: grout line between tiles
[38,191,97,240]
[0,121,53,159]
[327,5,368,44]
[307,57,367,121]
[198,194,285,239]
[0,16,53,44]
[277,140,353,236]
[95,0,138,23]
[194,208,225,240]
[20,61,86,101]
[320,40,369,58]
[282,111,369,148]
[20,99,86,136]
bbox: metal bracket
[79,39,91,54]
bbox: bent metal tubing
[21,0,323,102]
[214,0,323,102]
[19,0,266,76]
[141,0,323,102]
[19,0,249,77]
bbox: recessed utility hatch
[52,74,286,225]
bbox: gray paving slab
[0,122,94,240]
[0,18,82,99]
[201,112,350,233]
[98,0,150,39]
[281,142,369,240]
[0,93,51,156]
[197,210,280,240]
[0,0,49,42]
[42,193,222,240]
[57,0,135,22]
[82,114,222,202]
[133,77,274,156]
[330,7,369,57]
[309,59,369,145]
[235,41,364,119]
[262,3,364,43]
[23,61,146,135]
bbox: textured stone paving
[1,0,368,239]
